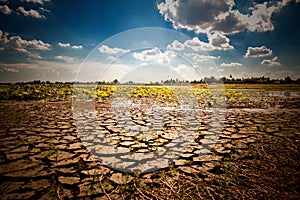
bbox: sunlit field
[0,82,299,199]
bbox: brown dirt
[0,100,299,199]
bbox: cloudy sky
[0,0,300,82]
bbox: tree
[112,79,119,85]
[284,76,292,84]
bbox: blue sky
[0,0,300,82]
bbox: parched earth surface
[0,90,300,199]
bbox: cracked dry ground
[0,99,300,199]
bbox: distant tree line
[190,75,299,84]
[1,76,299,85]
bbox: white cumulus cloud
[71,45,83,49]
[58,42,70,47]
[244,45,272,58]
[25,39,51,50]
[184,37,212,51]
[183,33,233,51]
[157,0,248,34]
[17,6,45,19]
[58,42,83,49]
[1,36,51,51]
[39,7,51,14]
[0,5,12,15]
[21,0,51,5]
[98,45,130,54]
[157,0,299,34]
[133,47,176,64]
[221,62,243,67]
[207,32,234,50]
[167,40,185,51]
[261,56,281,66]
[0,29,51,58]
[158,0,240,34]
